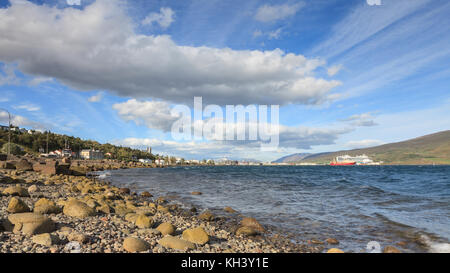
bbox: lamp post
[0,108,11,157]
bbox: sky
[0,0,449,161]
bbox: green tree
[1,143,25,155]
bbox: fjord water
[105,165,450,253]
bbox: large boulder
[235,226,257,236]
[157,205,169,213]
[7,197,31,213]
[56,163,71,175]
[383,246,401,253]
[67,232,89,244]
[114,204,134,216]
[63,200,96,218]
[124,213,139,223]
[140,191,152,197]
[326,238,340,245]
[15,159,33,171]
[32,162,47,173]
[224,206,237,213]
[32,233,58,247]
[119,188,131,194]
[135,214,153,228]
[158,235,195,251]
[198,211,214,221]
[40,161,58,175]
[69,165,89,176]
[3,186,29,197]
[156,222,176,236]
[6,212,55,236]
[123,237,150,253]
[327,248,345,253]
[34,198,61,214]
[240,217,265,232]
[96,203,113,214]
[182,227,209,245]
[32,161,70,175]
[0,161,15,169]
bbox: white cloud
[253,29,263,38]
[343,112,378,127]
[112,99,181,132]
[325,1,450,101]
[345,139,384,148]
[0,0,340,106]
[311,0,431,59]
[327,64,343,76]
[28,76,53,86]
[88,92,103,102]
[142,7,175,29]
[0,110,47,131]
[0,64,19,86]
[14,104,41,112]
[278,125,352,149]
[254,2,304,23]
[366,0,382,6]
[267,28,282,40]
[253,28,283,40]
[67,0,81,6]
[114,124,350,160]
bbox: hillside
[272,153,311,163]
[277,130,450,165]
[0,128,156,161]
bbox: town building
[80,149,104,160]
[139,158,152,164]
[155,159,165,165]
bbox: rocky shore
[0,156,382,253]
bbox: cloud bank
[112,99,180,132]
[0,0,340,106]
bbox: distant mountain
[275,130,450,165]
[215,157,261,163]
[272,153,311,163]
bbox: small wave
[98,171,111,179]
[418,235,450,253]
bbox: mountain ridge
[274,130,450,165]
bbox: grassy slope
[301,130,450,165]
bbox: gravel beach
[0,162,330,253]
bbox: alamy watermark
[64,241,81,253]
[170,97,280,151]
[366,241,382,253]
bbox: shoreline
[102,165,450,253]
[0,158,331,253]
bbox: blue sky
[0,0,449,161]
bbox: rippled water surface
[103,165,450,253]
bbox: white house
[80,149,104,160]
[139,158,152,164]
[155,159,165,165]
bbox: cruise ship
[330,154,379,166]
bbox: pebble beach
[0,158,333,253]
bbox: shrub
[1,143,25,155]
